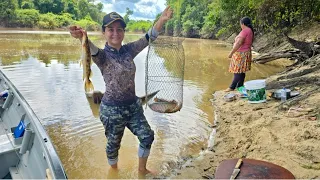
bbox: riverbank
[170,70,320,179]
[167,24,320,179]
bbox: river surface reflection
[0,30,289,178]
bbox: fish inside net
[145,36,185,113]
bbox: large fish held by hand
[81,31,94,93]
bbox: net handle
[145,0,184,109]
[145,0,159,109]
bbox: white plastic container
[280,88,287,102]
[244,79,266,103]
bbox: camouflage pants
[99,99,154,165]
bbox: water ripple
[0,33,288,179]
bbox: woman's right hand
[69,26,83,39]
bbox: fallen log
[253,49,305,64]
[253,34,320,64]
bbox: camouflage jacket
[92,35,149,105]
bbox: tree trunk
[283,34,319,57]
[253,35,320,64]
[253,49,306,64]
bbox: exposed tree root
[277,64,320,80]
[253,49,304,64]
[277,87,319,109]
[253,35,320,64]
[267,75,320,90]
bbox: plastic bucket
[244,79,266,103]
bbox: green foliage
[165,19,174,36]
[201,0,221,36]
[165,0,320,38]
[2,0,105,29]
[38,13,74,29]
[181,4,203,37]
[127,20,152,33]
[35,0,64,14]
[168,0,209,37]
[96,2,103,11]
[165,0,185,36]
[123,7,133,24]
[2,0,320,37]
[255,0,320,32]
[38,13,59,29]
[74,15,99,31]
[63,0,79,19]
[216,26,232,39]
[77,0,89,19]
[14,9,40,27]
[88,3,103,23]
[182,20,193,36]
[21,0,34,9]
[0,0,18,25]
[52,0,64,14]
[55,13,74,27]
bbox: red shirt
[235,27,253,52]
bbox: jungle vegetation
[1,0,319,38]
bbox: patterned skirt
[229,51,252,73]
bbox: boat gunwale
[0,70,67,179]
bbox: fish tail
[84,78,94,92]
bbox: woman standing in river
[225,17,254,92]
[69,6,173,175]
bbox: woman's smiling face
[103,21,125,48]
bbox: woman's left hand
[228,52,233,58]
[160,6,173,22]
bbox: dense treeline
[0,0,152,32]
[0,0,104,30]
[1,0,319,38]
[164,0,320,38]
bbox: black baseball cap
[102,12,126,28]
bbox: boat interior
[0,71,67,179]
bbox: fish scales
[81,32,94,93]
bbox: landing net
[145,4,185,113]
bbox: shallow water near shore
[0,29,290,178]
